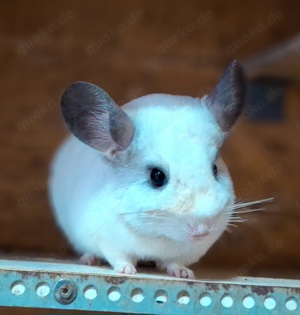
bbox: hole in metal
[131,288,144,303]
[84,285,97,300]
[107,286,121,302]
[264,296,276,310]
[199,292,212,307]
[154,290,168,304]
[11,281,25,296]
[177,291,190,305]
[221,294,233,308]
[242,295,255,309]
[286,297,297,311]
[36,282,50,297]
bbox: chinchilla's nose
[188,223,211,238]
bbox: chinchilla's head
[61,60,244,243]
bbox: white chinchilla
[49,60,244,278]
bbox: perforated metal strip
[0,258,299,314]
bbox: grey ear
[61,81,135,157]
[206,60,245,131]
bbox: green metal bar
[0,258,299,314]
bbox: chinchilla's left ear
[206,60,245,132]
[61,81,135,159]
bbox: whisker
[225,222,241,233]
[225,227,232,233]
[227,223,238,228]
[232,198,274,210]
[119,210,167,217]
[225,198,273,234]
[227,214,247,223]
[228,219,247,223]
[232,207,263,214]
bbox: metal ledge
[0,258,299,314]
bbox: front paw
[79,253,103,266]
[114,261,137,275]
[167,263,195,279]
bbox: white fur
[49,93,235,277]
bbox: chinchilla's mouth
[119,210,222,241]
[119,199,274,240]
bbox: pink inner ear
[108,103,135,152]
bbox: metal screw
[54,279,77,305]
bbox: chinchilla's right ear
[206,60,245,132]
[61,81,135,159]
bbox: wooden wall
[1,1,300,295]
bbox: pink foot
[79,254,103,266]
[167,263,195,279]
[114,261,137,275]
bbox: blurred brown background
[1,0,300,302]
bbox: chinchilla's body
[49,61,244,278]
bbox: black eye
[212,164,218,178]
[150,168,167,187]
